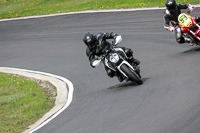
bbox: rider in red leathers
[163,0,200,45]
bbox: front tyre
[121,64,143,85]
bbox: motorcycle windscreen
[178,13,193,28]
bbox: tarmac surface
[1,7,200,133]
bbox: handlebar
[187,10,191,15]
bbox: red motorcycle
[178,11,200,46]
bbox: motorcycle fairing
[109,53,119,63]
[104,58,116,71]
[104,48,130,72]
[113,47,128,59]
[178,13,193,28]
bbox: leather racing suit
[163,4,200,44]
[85,32,140,82]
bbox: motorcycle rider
[83,32,140,82]
[163,0,200,45]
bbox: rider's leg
[187,33,197,46]
[175,27,187,44]
[105,66,115,78]
[104,62,124,82]
[124,48,140,65]
[124,48,141,77]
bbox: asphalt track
[1,8,200,133]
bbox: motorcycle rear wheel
[121,64,143,85]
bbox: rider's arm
[195,17,200,23]
[96,32,119,47]
[163,14,174,32]
[177,3,189,9]
[86,48,97,68]
[178,3,194,11]
[102,32,118,39]
[89,56,98,68]
[103,32,121,45]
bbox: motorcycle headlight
[110,53,119,63]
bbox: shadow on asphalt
[107,77,149,90]
[182,47,200,53]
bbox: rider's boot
[125,48,140,65]
[184,36,191,43]
[133,58,140,66]
[136,67,141,78]
[107,69,115,78]
[189,43,194,46]
[184,36,194,46]
[117,75,124,82]
[128,56,140,66]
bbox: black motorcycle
[93,36,143,85]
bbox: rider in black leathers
[163,0,200,45]
[83,32,140,82]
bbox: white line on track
[1,4,200,132]
[26,69,74,133]
[0,67,74,133]
[0,5,199,22]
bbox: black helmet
[83,32,96,49]
[165,0,176,11]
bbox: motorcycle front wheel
[121,64,143,85]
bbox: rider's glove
[188,4,194,11]
[168,26,174,32]
[114,35,122,45]
[91,59,101,68]
[90,59,96,68]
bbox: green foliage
[0,73,55,133]
[0,0,199,19]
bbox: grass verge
[0,0,200,19]
[0,72,56,133]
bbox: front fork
[188,22,200,41]
[117,60,135,79]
